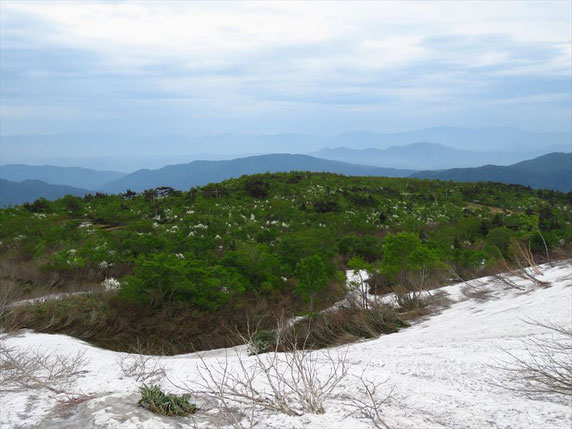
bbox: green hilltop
[1,172,571,353]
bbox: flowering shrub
[102,277,121,293]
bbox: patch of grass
[138,384,197,416]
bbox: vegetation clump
[138,384,197,416]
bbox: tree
[295,255,328,311]
[521,214,549,260]
[380,232,422,284]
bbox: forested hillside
[412,153,572,192]
[1,172,570,353]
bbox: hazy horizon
[1,126,571,172]
[1,1,571,171]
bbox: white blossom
[102,277,121,292]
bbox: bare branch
[0,335,87,397]
[495,320,572,399]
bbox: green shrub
[338,234,382,262]
[121,253,247,309]
[222,243,282,292]
[295,255,328,310]
[276,229,336,275]
[244,176,270,198]
[486,227,513,258]
[248,329,277,355]
[138,384,197,416]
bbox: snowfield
[1,261,571,428]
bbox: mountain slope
[2,262,570,428]
[101,153,416,193]
[411,152,572,192]
[0,179,91,207]
[312,142,552,170]
[0,164,126,190]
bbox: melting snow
[1,261,571,428]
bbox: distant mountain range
[2,127,570,170]
[311,142,557,170]
[100,154,415,193]
[328,127,571,152]
[1,164,126,190]
[412,153,572,192]
[1,151,570,207]
[0,179,90,207]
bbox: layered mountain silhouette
[312,142,559,170]
[100,154,415,193]
[412,153,572,192]
[2,152,569,207]
[1,164,125,190]
[0,179,91,207]
[3,128,570,170]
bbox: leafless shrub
[495,243,549,289]
[279,303,406,350]
[493,270,525,290]
[0,279,20,319]
[55,393,97,412]
[342,368,393,429]
[425,290,454,311]
[118,339,165,382]
[0,335,87,395]
[498,320,571,399]
[169,320,350,427]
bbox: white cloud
[2,1,570,72]
[1,1,570,134]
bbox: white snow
[1,261,571,428]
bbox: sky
[1,1,571,138]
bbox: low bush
[248,329,277,355]
[138,384,196,416]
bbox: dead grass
[463,202,513,214]
[461,284,495,302]
[2,290,313,355]
[0,256,132,304]
[277,304,408,351]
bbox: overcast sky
[1,1,571,136]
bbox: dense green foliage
[295,255,329,310]
[1,172,571,317]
